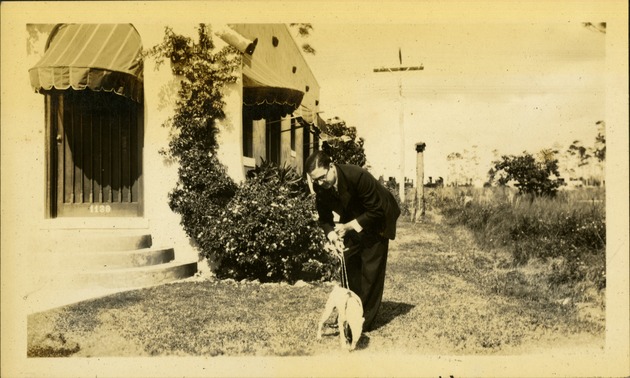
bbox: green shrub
[148,26,336,283]
[168,152,237,255]
[489,152,564,197]
[204,161,338,283]
[146,26,238,239]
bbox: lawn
[27,212,605,357]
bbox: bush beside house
[205,162,336,282]
[149,25,336,283]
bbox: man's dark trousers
[344,231,389,331]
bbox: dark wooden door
[50,90,143,217]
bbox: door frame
[45,90,144,218]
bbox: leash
[332,240,350,290]
[340,250,349,290]
[324,237,350,289]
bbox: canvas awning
[242,54,304,119]
[29,24,143,103]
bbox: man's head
[306,151,337,189]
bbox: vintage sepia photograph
[2,1,628,377]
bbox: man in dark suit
[306,151,401,331]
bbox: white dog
[316,285,364,351]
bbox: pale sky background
[301,23,606,183]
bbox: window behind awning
[29,24,143,103]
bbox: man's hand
[334,222,352,238]
[325,231,346,258]
[327,230,340,243]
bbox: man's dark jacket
[314,164,401,240]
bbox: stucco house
[10,23,322,311]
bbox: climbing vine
[145,24,334,282]
[145,24,241,257]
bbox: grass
[27,209,605,357]
[427,186,606,293]
[29,281,334,357]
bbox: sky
[300,23,606,183]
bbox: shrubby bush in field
[203,161,337,283]
[435,187,606,291]
[489,152,564,197]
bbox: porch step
[39,259,199,293]
[46,233,153,253]
[26,260,199,314]
[71,260,199,289]
[29,231,198,312]
[57,247,175,269]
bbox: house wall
[4,23,319,299]
[2,26,48,296]
[232,24,320,174]
[7,24,244,274]
[135,24,208,263]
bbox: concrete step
[25,261,200,314]
[28,230,199,313]
[57,247,175,269]
[45,233,152,253]
[54,260,199,290]
[82,260,199,288]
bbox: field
[27,187,605,357]
[424,186,606,298]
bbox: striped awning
[241,53,304,119]
[29,24,143,102]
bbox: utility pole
[413,142,426,222]
[374,48,423,203]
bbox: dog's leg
[345,294,364,351]
[347,317,364,350]
[317,296,336,340]
[338,312,350,350]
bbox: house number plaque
[89,204,112,214]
